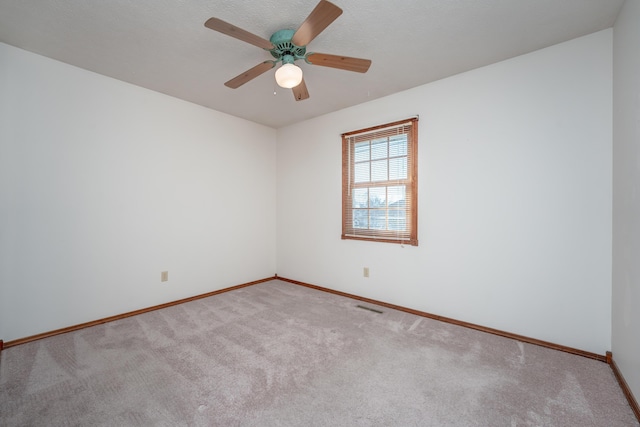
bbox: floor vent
[356,305,383,314]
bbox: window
[342,118,418,246]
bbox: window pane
[370,209,386,230]
[388,185,406,207]
[352,188,368,208]
[354,162,370,183]
[342,117,417,245]
[369,187,386,207]
[389,135,407,156]
[353,209,368,229]
[354,141,369,162]
[389,157,407,180]
[371,159,387,181]
[371,138,387,160]
[389,209,407,230]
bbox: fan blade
[306,53,372,73]
[292,78,310,101]
[292,0,342,47]
[225,61,275,88]
[205,17,274,50]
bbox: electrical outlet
[363,267,369,278]
[161,271,169,282]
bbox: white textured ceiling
[0,0,624,128]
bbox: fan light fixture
[275,63,303,88]
[204,0,372,101]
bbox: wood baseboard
[277,276,607,363]
[608,352,640,422]
[3,276,276,349]
[4,274,638,423]
[5,274,612,367]
[278,276,640,421]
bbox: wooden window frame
[342,117,418,246]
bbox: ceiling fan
[204,0,372,101]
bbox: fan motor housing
[269,29,306,61]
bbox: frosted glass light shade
[275,63,303,88]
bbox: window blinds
[342,117,418,246]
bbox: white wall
[0,28,616,358]
[0,43,277,342]
[613,0,640,403]
[277,30,613,355]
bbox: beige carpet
[1,279,637,426]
